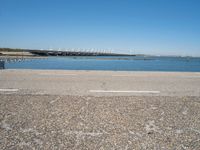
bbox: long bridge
[29,49,134,56]
[0,48,135,56]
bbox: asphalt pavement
[0,69,200,149]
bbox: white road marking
[39,73,77,76]
[182,76,200,78]
[112,75,134,77]
[89,90,160,94]
[0,89,19,92]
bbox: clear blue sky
[0,0,200,56]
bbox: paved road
[0,69,200,149]
[0,69,200,96]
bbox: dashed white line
[182,76,200,78]
[0,89,19,92]
[89,90,160,94]
[39,73,77,76]
[112,75,134,77]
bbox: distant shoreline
[0,48,136,57]
[0,47,199,58]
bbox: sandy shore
[0,51,46,59]
[0,51,34,56]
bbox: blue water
[4,56,200,72]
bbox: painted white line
[112,75,134,77]
[39,73,77,76]
[182,76,200,78]
[0,89,19,92]
[89,90,160,94]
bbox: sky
[0,0,200,56]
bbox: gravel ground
[1,94,200,149]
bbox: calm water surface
[4,56,200,72]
